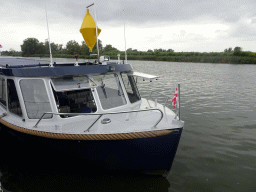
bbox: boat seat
[10,108,22,115]
[67,93,77,99]
[9,101,22,116]
[87,102,97,112]
[59,106,70,113]
[80,107,91,113]
[77,91,87,97]
[75,97,87,104]
[10,101,20,108]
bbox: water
[1,60,256,191]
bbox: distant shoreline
[2,52,256,64]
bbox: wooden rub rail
[0,118,173,140]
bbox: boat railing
[147,84,180,120]
[34,108,163,132]
[147,91,172,108]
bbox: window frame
[19,78,53,119]
[120,73,141,104]
[7,79,23,116]
[94,73,127,110]
[0,77,7,108]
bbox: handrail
[33,108,164,132]
[147,90,171,108]
[147,84,181,120]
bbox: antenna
[123,10,128,64]
[45,1,53,67]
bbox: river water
[0,59,256,191]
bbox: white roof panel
[131,72,158,79]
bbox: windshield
[121,73,141,103]
[93,74,127,110]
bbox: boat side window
[7,79,22,116]
[0,78,6,107]
[20,79,52,119]
[121,73,141,103]
[94,74,127,110]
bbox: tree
[167,49,174,52]
[234,46,242,52]
[80,39,103,55]
[126,48,133,52]
[103,44,118,52]
[92,39,103,53]
[38,42,46,55]
[45,41,62,54]
[224,47,233,52]
[81,41,90,55]
[21,38,45,56]
[9,48,15,53]
[65,40,80,55]
[233,46,242,56]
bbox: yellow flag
[80,9,101,52]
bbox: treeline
[2,37,256,64]
[98,46,256,64]
[18,37,106,58]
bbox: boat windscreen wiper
[101,80,107,98]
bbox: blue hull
[1,125,182,173]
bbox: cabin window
[94,74,126,110]
[20,79,52,119]
[51,88,97,116]
[51,76,97,116]
[51,76,92,91]
[0,78,6,107]
[121,73,141,103]
[7,79,22,116]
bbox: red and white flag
[0,44,2,48]
[172,88,179,108]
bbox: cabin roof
[0,57,133,77]
[0,57,49,66]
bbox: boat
[0,7,184,175]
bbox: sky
[1,0,256,53]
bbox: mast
[123,10,128,64]
[45,1,53,67]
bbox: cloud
[2,0,256,52]
[3,0,256,24]
[227,18,256,41]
